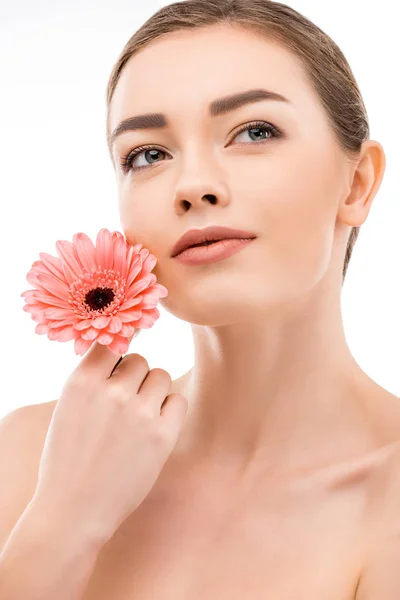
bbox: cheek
[119,189,160,249]
[118,192,171,286]
[235,149,340,291]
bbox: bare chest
[81,468,368,600]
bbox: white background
[0,0,398,418]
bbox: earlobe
[339,140,386,227]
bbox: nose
[173,185,230,214]
[179,192,216,211]
[171,143,231,214]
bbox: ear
[338,140,386,227]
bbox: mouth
[187,239,224,248]
[171,226,257,258]
[173,237,256,266]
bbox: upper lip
[170,225,257,257]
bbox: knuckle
[128,353,149,370]
[65,370,87,390]
[137,402,155,423]
[151,425,170,447]
[150,368,172,384]
[107,383,132,406]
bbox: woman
[1,1,399,599]
[95,1,400,598]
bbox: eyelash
[119,120,282,174]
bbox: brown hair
[105,0,370,283]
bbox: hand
[31,341,188,543]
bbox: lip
[173,237,256,265]
[170,225,257,258]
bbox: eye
[231,120,282,145]
[119,120,282,174]
[119,145,167,174]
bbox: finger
[137,368,172,406]
[75,340,124,380]
[108,355,124,378]
[107,353,150,391]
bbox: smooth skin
[106,23,400,599]
[0,343,188,600]
[110,23,391,480]
[31,343,189,544]
[2,22,398,600]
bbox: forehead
[109,24,319,133]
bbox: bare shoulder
[32,398,58,427]
[0,399,58,486]
[370,389,400,509]
[0,399,57,447]
[0,400,58,550]
[0,399,56,439]
[371,438,400,535]
[354,439,400,599]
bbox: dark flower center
[85,286,115,311]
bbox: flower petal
[61,261,78,286]
[118,308,142,323]
[120,323,136,336]
[139,248,150,263]
[35,322,49,334]
[74,336,94,356]
[126,255,143,289]
[42,307,74,320]
[138,294,159,309]
[56,239,84,279]
[47,325,77,342]
[120,296,142,310]
[97,331,114,345]
[20,290,34,300]
[142,282,167,302]
[107,315,123,333]
[72,232,97,273]
[22,228,167,356]
[122,245,135,280]
[26,270,43,288]
[95,228,113,272]
[38,252,66,281]
[36,273,70,298]
[112,234,128,278]
[154,283,168,298]
[28,308,49,322]
[47,316,79,328]
[81,327,101,341]
[74,319,95,331]
[107,334,130,356]
[91,315,112,329]
[137,307,160,328]
[141,253,157,275]
[127,274,154,298]
[26,293,70,309]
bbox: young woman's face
[109,24,352,324]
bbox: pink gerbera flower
[20,228,168,356]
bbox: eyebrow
[110,88,291,146]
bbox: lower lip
[173,237,256,265]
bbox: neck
[170,284,379,479]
